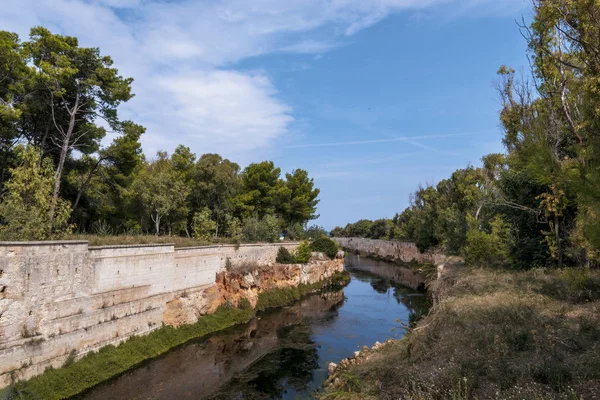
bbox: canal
[82,255,429,399]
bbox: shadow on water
[82,256,429,400]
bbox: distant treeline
[0,27,320,241]
[334,3,600,270]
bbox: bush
[295,240,312,263]
[241,215,281,242]
[310,236,338,259]
[285,223,306,240]
[463,215,510,268]
[192,207,216,240]
[276,246,296,264]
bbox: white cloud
[0,0,527,160]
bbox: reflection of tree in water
[208,323,319,400]
[350,268,431,318]
[393,287,431,318]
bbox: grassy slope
[7,271,350,400]
[323,267,600,400]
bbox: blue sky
[2,0,530,229]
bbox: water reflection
[83,256,429,400]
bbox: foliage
[295,240,312,263]
[0,146,72,240]
[192,207,216,240]
[309,236,339,259]
[130,152,190,235]
[463,215,511,268]
[241,215,281,243]
[276,246,296,264]
[0,26,321,242]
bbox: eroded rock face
[163,259,344,327]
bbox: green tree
[131,152,190,235]
[241,215,281,243]
[0,146,72,240]
[192,153,240,237]
[232,161,285,219]
[0,31,28,188]
[279,169,320,226]
[24,27,133,228]
[192,207,217,240]
[464,215,511,268]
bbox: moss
[15,271,350,400]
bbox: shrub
[276,246,296,264]
[295,240,312,263]
[285,223,306,240]
[241,215,281,242]
[310,236,338,259]
[0,145,73,240]
[192,207,216,240]
[463,215,510,268]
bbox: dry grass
[323,267,600,400]
[63,234,234,248]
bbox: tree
[192,207,216,240]
[0,146,72,240]
[70,121,144,217]
[192,153,240,237]
[131,152,189,235]
[279,169,320,226]
[232,161,285,219]
[0,31,28,188]
[241,215,281,243]
[24,27,133,229]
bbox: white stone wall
[0,241,299,387]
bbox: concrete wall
[335,237,445,265]
[0,241,298,387]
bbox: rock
[336,250,345,259]
[328,362,337,376]
[354,351,360,357]
[373,341,382,349]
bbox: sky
[1,0,531,229]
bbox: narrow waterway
[81,255,429,400]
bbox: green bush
[310,236,339,259]
[241,215,281,242]
[463,215,510,268]
[295,240,312,263]
[276,246,296,264]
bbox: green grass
[8,271,350,400]
[256,271,351,311]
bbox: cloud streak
[284,132,469,148]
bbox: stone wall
[334,237,445,265]
[0,241,302,387]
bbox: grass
[5,271,350,400]
[323,267,600,400]
[62,234,232,248]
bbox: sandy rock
[328,362,338,376]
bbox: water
[82,255,429,400]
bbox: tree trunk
[72,158,103,216]
[48,95,78,233]
[153,213,160,236]
[555,214,562,268]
